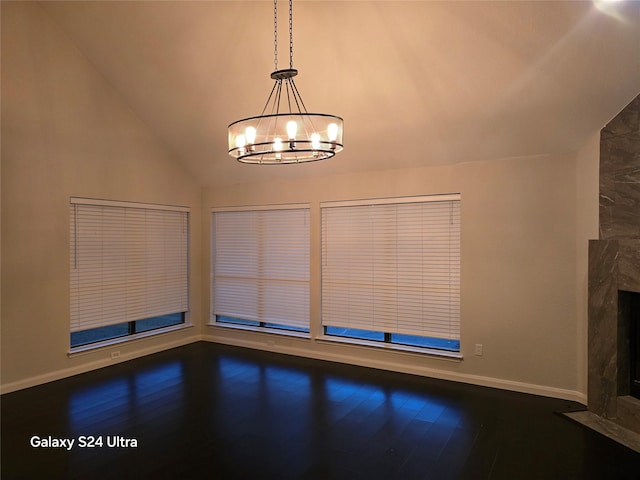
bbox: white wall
[1,2,202,392]
[203,151,591,402]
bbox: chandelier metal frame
[227,0,344,164]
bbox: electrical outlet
[111,351,120,359]
[474,344,483,356]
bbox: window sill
[68,323,193,357]
[316,335,463,361]
[208,322,310,340]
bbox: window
[321,194,461,353]
[70,198,189,349]
[70,313,186,347]
[211,205,310,333]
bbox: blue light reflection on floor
[323,377,362,402]
[215,356,315,472]
[263,366,312,442]
[132,361,184,396]
[68,378,131,431]
[215,357,264,438]
[322,376,461,429]
[264,365,311,395]
[216,358,312,416]
[68,361,184,434]
[217,357,262,384]
[390,389,454,425]
[132,362,185,426]
[323,377,389,425]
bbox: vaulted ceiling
[39,0,640,187]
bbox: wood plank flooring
[2,342,639,479]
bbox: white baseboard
[202,333,587,404]
[0,335,201,394]
[2,332,588,406]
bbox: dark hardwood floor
[2,342,639,479]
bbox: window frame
[320,194,461,356]
[210,204,311,336]
[322,326,461,357]
[316,331,463,360]
[70,313,188,350]
[69,198,191,353]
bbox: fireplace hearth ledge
[564,410,640,454]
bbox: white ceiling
[39,0,640,188]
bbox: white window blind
[321,195,460,340]
[211,206,310,330]
[70,199,189,333]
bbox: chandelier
[228,0,344,164]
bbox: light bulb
[286,121,297,149]
[311,133,321,150]
[235,134,246,155]
[327,123,339,142]
[245,126,257,144]
[273,137,283,160]
[286,121,298,140]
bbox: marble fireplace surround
[588,239,640,435]
[587,94,640,437]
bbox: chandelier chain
[273,0,278,71]
[289,0,293,68]
[273,0,295,71]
